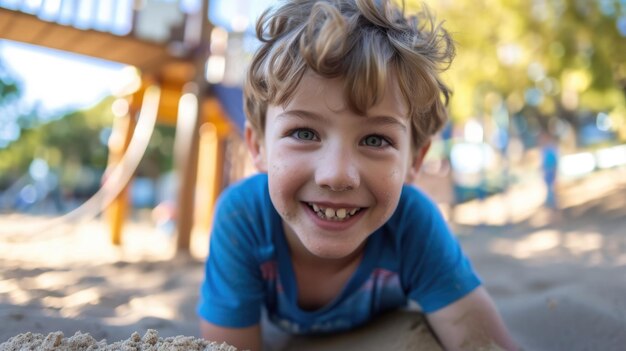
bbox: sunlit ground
[0,166,625,347]
[0,211,202,341]
[454,167,626,265]
[450,166,626,349]
[0,166,624,272]
[0,213,176,265]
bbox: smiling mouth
[306,202,362,221]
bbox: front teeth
[325,208,335,218]
[336,208,347,219]
[308,203,360,221]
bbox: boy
[198,0,517,350]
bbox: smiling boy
[197,0,517,350]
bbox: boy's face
[246,72,427,260]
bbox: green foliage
[406,0,626,139]
[0,94,177,191]
[136,124,176,178]
[0,74,19,100]
[0,59,20,100]
[0,98,115,188]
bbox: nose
[315,145,360,191]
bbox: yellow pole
[104,98,137,246]
[192,122,222,245]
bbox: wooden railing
[0,0,209,73]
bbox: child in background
[540,132,559,210]
[198,0,517,350]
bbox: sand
[0,329,237,351]
[1,167,626,350]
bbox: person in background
[540,131,559,210]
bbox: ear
[245,122,268,172]
[405,139,431,184]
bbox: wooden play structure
[0,0,248,254]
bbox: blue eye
[292,129,317,141]
[362,135,388,147]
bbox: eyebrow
[278,109,408,132]
[365,114,408,132]
[277,109,325,123]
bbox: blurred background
[0,0,625,259]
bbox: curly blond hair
[244,0,454,150]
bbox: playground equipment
[0,0,244,254]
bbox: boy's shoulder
[397,184,439,215]
[220,173,269,201]
[214,173,270,215]
[212,173,277,244]
[384,184,446,238]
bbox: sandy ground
[1,167,626,350]
[456,171,626,350]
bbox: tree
[0,58,30,187]
[407,0,626,144]
[0,97,115,191]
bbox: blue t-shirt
[198,173,480,335]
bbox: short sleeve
[398,187,481,313]
[197,183,265,327]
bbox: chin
[303,239,363,260]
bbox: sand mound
[0,329,237,351]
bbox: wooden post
[175,89,202,253]
[105,97,137,246]
[192,117,226,243]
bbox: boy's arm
[425,287,518,351]
[200,319,261,351]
